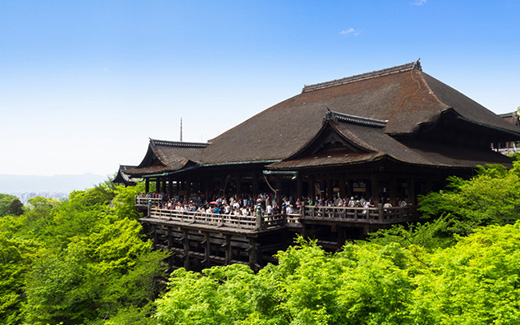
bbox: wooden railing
[136,196,418,231]
[135,196,162,207]
[145,207,285,231]
[302,205,418,224]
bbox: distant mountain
[0,173,108,194]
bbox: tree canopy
[2,161,520,324]
[0,183,168,325]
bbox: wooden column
[167,227,173,270]
[236,173,242,196]
[252,172,258,197]
[370,174,380,204]
[296,175,303,199]
[168,176,173,197]
[346,178,353,198]
[327,177,333,201]
[182,229,190,269]
[308,175,315,199]
[339,176,346,199]
[408,176,416,205]
[224,235,232,264]
[319,179,326,200]
[248,237,257,268]
[389,175,397,205]
[156,179,161,193]
[145,178,150,193]
[203,232,211,268]
[276,175,282,206]
[204,178,209,200]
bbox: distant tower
[180,118,183,142]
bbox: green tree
[6,199,24,216]
[0,183,168,325]
[419,162,520,235]
[0,194,19,217]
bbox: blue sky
[1,1,519,176]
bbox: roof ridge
[303,60,422,93]
[150,138,209,148]
[325,108,388,128]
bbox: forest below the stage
[1,160,520,324]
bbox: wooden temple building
[120,61,520,271]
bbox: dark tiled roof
[125,139,207,176]
[202,61,520,165]
[270,118,512,170]
[113,165,139,184]
[127,62,520,174]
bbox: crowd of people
[139,192,409,217]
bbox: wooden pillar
[145,178,150,193]
[236,173,242,196]
[182,229,190,270]
[339,176,346,199]
[156,179,161,193]
[167,227,173,270]
[327,177,333,201]
[276,175,282,206]
[152,225,158,250]
[203,232,211,268]
[370,174,380,204]
[168,176,173,197]
[296,175,303,199]
[408,176,416,205]
[346,178,353,198]
[204,178,209,200]
[252,172,258,197]
[319,179,326,200]
[307,175,314,200]
[248,237,258,268]
[389,175,397,205]
[224,235,232,264]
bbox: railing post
[378,203,384,222]
[148,199,152,217]
[256,204,262,230]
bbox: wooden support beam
[203,232,211,268]
[183,229,190,269]
[248,237,257,268]
[224,235,232,264]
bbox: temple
[120,61,520,271]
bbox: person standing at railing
[362,199,374,216]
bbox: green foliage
[0,223,42,325]
[155,237,415,325]
[156,223,520,324]
[419,162,520,234]
[7,199,24,216]
[0,194,19,217]
[368,215,455,250]
[409,222,520,324]
[0,183,168,325]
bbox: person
[362,199,373,216]
[383,199,392,209]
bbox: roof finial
[413,58,422,71]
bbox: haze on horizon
[1,1,519,177]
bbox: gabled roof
[125,139,208,177]
[112,165,139,185]
[269,110,513,170]
[200,61,520,166]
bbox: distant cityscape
[0,173,108,203]
[11,192,69,204]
